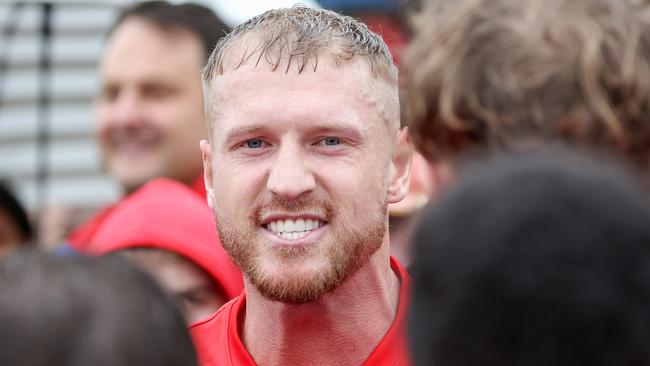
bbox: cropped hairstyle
[201,5,398,126]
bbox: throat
[242,255,401,366]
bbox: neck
[243,241,400,366]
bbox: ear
[387,128,413,204]
[200,140,215,208]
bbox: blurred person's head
[200,5,411,303]
[404,0,650,171]
[409,150,650,366]
[88,179,243,324]
[118,248,229,324]
[0,183,32,258]
[0,251,197,366]
[96,1,230,193]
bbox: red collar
[217,257,411,365]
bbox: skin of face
[122,249,226,325]
[201,56,410,303]
[95,18,207,193]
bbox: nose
[107,90,145,128]
[266,141,316,200]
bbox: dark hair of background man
[110,0,230,62]
[0,182,33,244]
[409,150,650,366]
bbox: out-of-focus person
[403,0,650,178]
[66,1,230,251]
[192,5,413,366]
[0,182,33,259]
[86,178,243,325]
[0,251,198,366]
[408,150,650,366]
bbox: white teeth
[284,220,295,233]
[266,218,325,240]
[295,219,305,232]
[278,231,309,240]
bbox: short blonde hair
[201,5,398,126]
[404,0,650,168]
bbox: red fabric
[66,176,207,251]
[190,257,411,366]
[360,14,410,66]
[190,175,208,199]
[85,178,243,301]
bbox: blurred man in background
[67,1,230,250]
[61,1,243,325]
[0,251,198,366]
[409,151,650,366]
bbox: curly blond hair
[404,0,650,168]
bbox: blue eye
[323,137,341,146]
[245,139,264,148]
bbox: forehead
[207,57,398,135]
[101,18,204,81]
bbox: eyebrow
[223,125,268,147]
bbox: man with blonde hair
[191,5,413,366]
[404,0,650,171]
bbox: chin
[250,258,344,303]
[115,171,155,193]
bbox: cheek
[353,164,391,211]
[213,164,264,211]
[93,108,110,137]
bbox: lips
[264,218,326,240]
[108,128,161,154]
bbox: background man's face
[203,58,402,303]
[95,18,206,193]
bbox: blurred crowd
[1,0,650,365]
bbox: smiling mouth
[264,218,326,240]
[109,129,161,152]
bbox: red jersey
[190,257,411,366]
[66,176,207,252]
[85,178,243,301]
